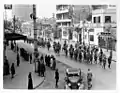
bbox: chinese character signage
[4,4,12,9]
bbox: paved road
[37,61,71,89]
[16,40,116,90]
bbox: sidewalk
[3,46,45,89]
[17,41,116,89]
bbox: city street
[3,4,117,90]
[15,40,116,90]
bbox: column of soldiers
[54,40,112,69]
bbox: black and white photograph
[2,1,117,91]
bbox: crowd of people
[52,40,113,69]
[4,38,114,89]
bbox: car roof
[66,68,80,74]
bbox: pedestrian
[11,63,15,79]
[30,54,32,64]
[40,54,44,63]
[50,57,54,69]
[55,69,59,88]
[17,53,20,67]
[108,56,112,69]
[65,48,68,57]
[100,48,103,56]
[90,53,93,64]
[45,54,48,66]
[38,61,41,76]
[28,72,33,89]
[47,41,51,51]
[103,56,106,69]
[87,69,92,90]
[74,48,78,61]
[87,69,92,82]
[79,51,82,62]
[52,57,56,70]
[83,51,86,62]
[94,52,97,64]
[4,57,10,75]
[42,63,46,77]
[48,55,51,67]
[99,54,102,65]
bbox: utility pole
[33,4,39,72]
[13,15,15,33]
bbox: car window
[68,73,79,77]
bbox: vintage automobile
[64,68,85,89]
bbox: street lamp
[82,20,86,45]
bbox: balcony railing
[87,22,116,28]
[56,19,71,22]
[56,9,69,14]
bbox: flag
[4,4,12,9]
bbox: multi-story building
[83,5,116,50]
[56,5,71,40]
[56,5,91,41]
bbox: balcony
[56,8,69,14]
[56,19,71,23]
[89,22,116,28]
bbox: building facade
[56,5,71,40]
[56,5,91,41]
[83,5,116,50]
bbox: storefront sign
[62,27,69,39]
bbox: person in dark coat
[74,48,78,61]
[94,52,97,64]
[11,63,15,79]
[99,54,102,65]
[30,54,32,64]
[103,56,106,69]
[52,57,56,70]
[55,69,59,88]
[38,61,41,76]
[4,57,10,75]
[90,53,93,64]
[41,63,46,77]
[79,51,82,62]
[100,49,103,56]
[108,56,112,69]
[45,55,48,66]
[40,54,44,63]
[17,53,20,67]
[47,41,51,51]
[28,72,33,89]
[47,55,51,67]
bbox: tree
[86,13,92,21]
[4,20,12,29]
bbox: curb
[33,76,46,89]
[112,59,116,62]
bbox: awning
[4,33,27,40]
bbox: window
[90,35,94,41]
[105,16,111,23]
[93,17,96,23]
[98,16,100,23]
